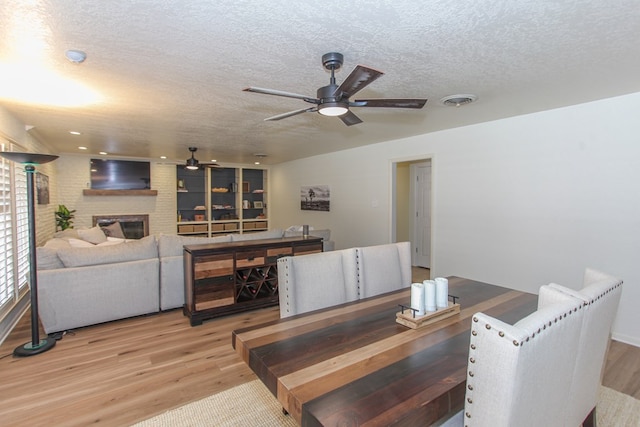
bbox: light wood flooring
[0,268,638,426]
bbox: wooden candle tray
[396,302,461,329]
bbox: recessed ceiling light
[99,151,108,155]
[254,162,260,165]
[65,50,87,64]
[440,94,477,107]
[210,159,217,163]
[160,156,167,159]
[78,146,87,150]
[69,131,81,135]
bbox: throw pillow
[53,228,80,239]
[101,222,126,239]
[77,226,108,244]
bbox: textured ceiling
[1,0,639,165]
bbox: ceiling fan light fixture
[318,102,348,117]
[185,147,199,170]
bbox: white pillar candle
[411,283,425,315]
[423,280,436,312]
[435,277,449,308]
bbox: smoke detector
[65,49,87,64]
[440,94,477,107]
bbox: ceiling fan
[243,52,427,126]
[185,147,220,170]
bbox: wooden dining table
[232,276,537,426]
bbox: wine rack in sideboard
[183,236,323,326]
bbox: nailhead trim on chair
[465,299,585,424]
[355,251,362,298]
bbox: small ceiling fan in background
[185,147,220,170]
[243,52,427,126]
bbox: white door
[411,162,431,268]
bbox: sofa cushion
[157,233,233,257]
[36,247,65,270]
[44,238,72,249]
[57,235,158,268]
[230,229,283,242]
[100,221,126,239]
[77,226,108,244]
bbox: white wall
[271,92,640,346]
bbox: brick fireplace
[92,214,149,239]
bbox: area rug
[132,380,639,426]
[132,380,296,427]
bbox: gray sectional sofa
[36,228,334,334]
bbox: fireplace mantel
[83,189,157,196]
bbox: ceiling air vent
[440,94,477,107]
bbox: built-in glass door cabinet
[241,168,268,232]
[210,167,240,234]
[177,167,208,236]
[176,166,268,236]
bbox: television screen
[90,159,151,190]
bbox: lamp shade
[0,151,58,165]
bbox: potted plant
[55,204,76,230]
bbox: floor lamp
[0,151,59,357]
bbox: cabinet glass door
[241,168,267,232]
[210,167,240,233]
[177,167,208,235]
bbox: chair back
[462,293,584,426]
[356,242,412,298]
[543,268,623,424]
[277,248,359,318]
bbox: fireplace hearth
[93,214,149,239]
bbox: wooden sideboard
[183,236,323,325]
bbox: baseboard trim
[612,333,640,348]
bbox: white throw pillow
[77,226,107,244]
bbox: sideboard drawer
[194,254,234,280]
[294,243,323,256]
[236,249,266,268]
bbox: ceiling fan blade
[355,98,428,109]
[264,107,317,121]
[243,87,318,103]
[335,65,384,98]
[339,110,363,126]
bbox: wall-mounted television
[90,159,151,190]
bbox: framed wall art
[300,185,330,211]
[36,172,50,205]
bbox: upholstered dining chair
[541,268,623,427]
[277,248,359,318]
[356,241,412,298]
[438,286,585,427]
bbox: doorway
[392,157,432,269]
